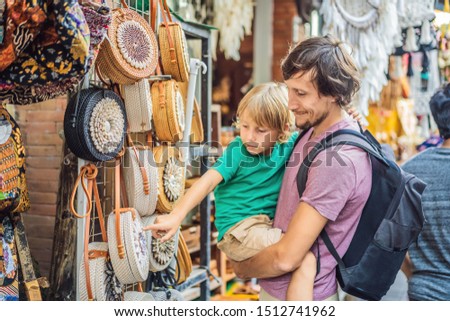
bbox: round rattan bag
[64,89,127,162]
[153,146,185,213]
[107,209,149,285]
[142,214,179,272]
[96,1,158,84]
[124,291,155,301]
[78,242,123,301]
[159,21,190,82]
[151,80,185,143]
[123,147,159,217]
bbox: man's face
[285,71,335,130]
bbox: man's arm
[231,201,328,279]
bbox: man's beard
[296,109,330,130]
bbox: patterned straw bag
[96,0,158,84]
[107,158,149,285]
[64,88,127,162]
[0,107,30,215]
[120,79,153,133]
[157,0,190,82]
[70,164,122,301]
[142,214,179,272]
[153,145,185,213]
[122,139,158,217]
[151,76,185,143]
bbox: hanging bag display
[142,214,179,272]
[64,88,127,162]
[153,145,185,213]
[107,158,149,285]
[157,0,190,82]
[122,136,158,217]
[96,0,158,85]
[70,164,122,301]
[120,79,153,133]
[0,107,30,215]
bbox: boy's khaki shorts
[217,214,282,262]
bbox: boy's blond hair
[235,82,294,143]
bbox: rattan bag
[107,159,149,285]
[151,79,185,143]
[153,145,185,213]
[158,0,190,82]
[96,0,158,84]
[142,214,179,272]
[121,79,153,133]
[123,145,158,217]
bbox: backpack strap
[296,128,389,270]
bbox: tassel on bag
[445,0,449,13]
[404,26,418,52]
[420,19,432,45]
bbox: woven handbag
[124,291,155,301]
[179,81,204,143]
[108,159,149,285]
[122,143,158,217]
[151,79,185,143]
[64,88,127,162]
[153,145,185,213]
[121,79,153,133]
[174,231,192,284]
[95,0,158,85]
[142,214,179,272]
[70,164,122,301]
[0,107,30,215]
[158,0,190,82]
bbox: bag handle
[70,164,108,300]
[127,133,150,195]
[114,156,125,259]
[158,0,177,64]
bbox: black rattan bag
[64,88,127,162]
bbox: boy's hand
[143,213,181,242]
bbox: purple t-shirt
[259,118,372,301]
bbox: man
[401,84,450,301]
[231,35,372,301]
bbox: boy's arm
[231,202,328,278]
[145,169,223,241]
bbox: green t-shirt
[212,132,299,240]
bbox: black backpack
[296,128,427,301]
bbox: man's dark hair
[429,83,450,140]
[281,35,360,107]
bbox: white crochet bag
[142,214,179,272]
[124,291,155,301]
[123,145,158,217]
[108,159,149,285]
[71,164,122,301]
[121,79,153,133]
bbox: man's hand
[143,213,182,242]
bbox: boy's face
[239,111,280,156]
[285,70,335,130]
